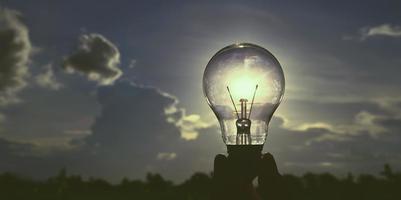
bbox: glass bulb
[203,43,285,146]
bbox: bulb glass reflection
[203,43,285,145]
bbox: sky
[0,0,401,183]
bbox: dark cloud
[0,137,81,179]
[0,138,35,172]
[63,34,122,85]
[0,81,221,182]
[1,87,401,181]
[80,81,220,181]
[266,115,401,175]
[236,102,401,174]
[0,8,31,105]
[279,99,390,127]
[84,81,179,149]
[0,137,34,158]
[0,85,98,140]
[374,117,401,134]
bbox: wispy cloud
[35,64,63,90]
[361,24,401,38]
[157,152,177,161]
[128,59,137,69]
[163,91,214,140]
[343,24,401,41]
[344,24,401,41]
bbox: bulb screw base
[227,145,263,156]
[226,145,263,182]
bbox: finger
[259,152,280,178]
[213,154,227,178]
[258,153,281,187]
[258,153,286,199]
[212,154,229,200]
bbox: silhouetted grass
[1,165,400,200]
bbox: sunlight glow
[223,62,273,104]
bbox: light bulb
[203,43,285,149]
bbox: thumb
[213,154,228,179]
[259,152,280,179]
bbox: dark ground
[1,164,400,200]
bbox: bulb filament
[226,85,258,145]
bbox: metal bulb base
[227,145,263,156]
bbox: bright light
[225,66,269,103]
[203,43,285,145]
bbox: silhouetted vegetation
[1,165,401,200]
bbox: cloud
[77,81,219,181]
[373,117,401,134]
[345,24,401,40]
[163,94,213,140]
[266,99,401,173]
[35,64,63,90]
[0,137,81,178]
[63,129,91,135]
[61,95,401,179]
[174,114,211,140]
[0,80,219,182]
[288,110,393,144]
[292,122,335,132]
[0,8,32,105]
[361,24,401,38]
[84,81,213,148]
[280,98,398,137]
[128,59,137,69]
[84,81,179,149]
[266,115,401,174]
[2,91,401,181]
[63,33,122,85]
[0,137,34,157]
[157,152,177,161]
[0,82,98,147]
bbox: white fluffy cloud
[63,33,122,85]
[0,8,32,105]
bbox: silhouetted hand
[212,152,288,200]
